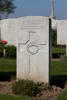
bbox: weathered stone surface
[0,16,51,83]
[52,19,57,29]
[17,16,51,83]
[1,18,17,45]
[1,17,24,45]
[57,20,67,45]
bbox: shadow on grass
[50,75,67,88]
[0,72,16,81]
[0,72,67,89]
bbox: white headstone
[52,19,57,29]
[57,20,67,45]
[17,16,51,83]
[1,18,17,45]
[1,17,24,46]
[57,20,67,55]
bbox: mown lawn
[57,90,67,100]
[51,60,67,87]
[51,61,67,76]
[0,57,67,76]
[52,47,66,54]
[0,57,67,82]
[0,57,67,99]
[0,56,67,76]
[0,58,16,72]
[0,95,45,100]
[0,58,16,81]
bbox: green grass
[0,57,67,75]
[0,57,67,81]
[0,56,67,76]
[0,95,45,100]
[0,58,16,80]
[52,47,66,54]
[0,57,67,100]
[51,60,67,100]
[51,61,67,76]
[57,90,67,100]
[0,57,67,99]
[0,58,16,72]
[51,60,67,84]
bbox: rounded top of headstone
[17,16,49,20]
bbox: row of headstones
[0,16,67,83]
